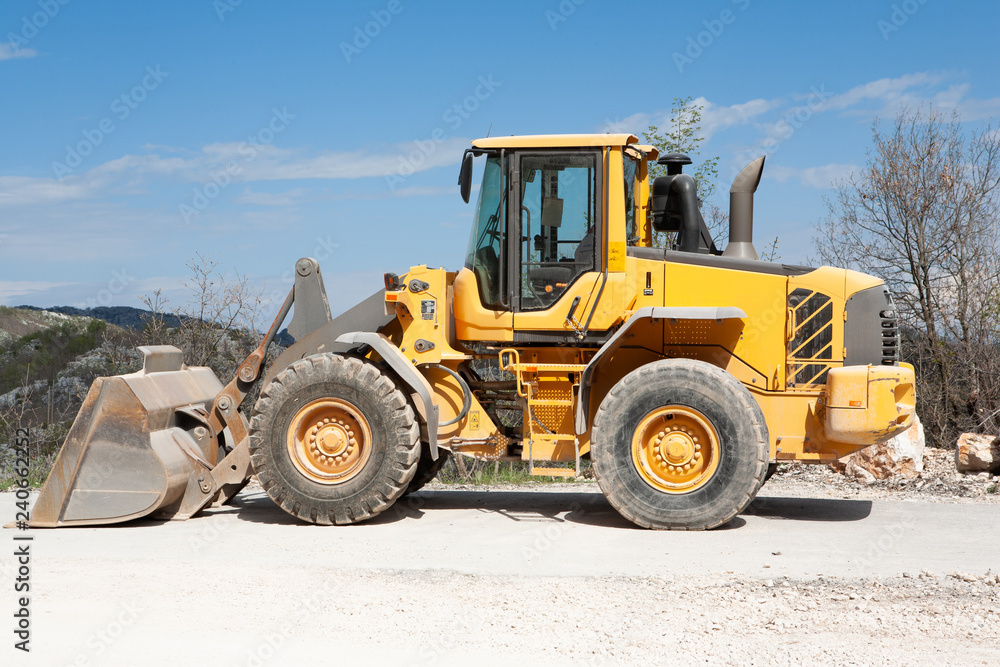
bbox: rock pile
[831,413,925,483]
[955,433,1000,474]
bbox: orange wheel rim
[287,398,372,485]
[631,405,720,494]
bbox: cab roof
[471,133,640,149]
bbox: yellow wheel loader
[27,134,915,530]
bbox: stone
[831,413,925,480]
[955,433,1000,474]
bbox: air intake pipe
[649,153,717,254]
[722,155,766,260]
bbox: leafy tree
[643,96,720,201]
[641,97,780,259]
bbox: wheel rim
[286,398,372,485]
[631,405,721,494]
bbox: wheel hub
[632,406,720,494]
[287,398,372,485]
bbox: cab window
[517,152,598,311]
[464,155,506,308]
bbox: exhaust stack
[722,155,766,260]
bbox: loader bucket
[28,346,225,527]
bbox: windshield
[464,155,505,308]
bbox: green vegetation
[435,457,593,486]
[0,422,69,490]
[640,97,780,261]
[0,319,108,394]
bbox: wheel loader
[25,133,915,530]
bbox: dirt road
[3,484,998,666]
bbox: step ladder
[500,349,583,478]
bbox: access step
[529,467,577,478]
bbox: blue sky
[2,0,998,322]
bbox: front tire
[249,354,420,525]
[591,359,768,530]
[402,446,452,496]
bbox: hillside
[13,304,293,346]
[0,305,94,346]
[17,304,184,330]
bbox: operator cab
[453,134,648,343]
[465,150,598,312]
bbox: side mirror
[458,151,474,203]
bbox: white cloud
[814,71,1000,122]
[388,185,458,198]
[767,163,858,189]
[0,137,474,208]
[0,43,37,61]
[0,174,107,207]
[604,98,776,141]
[615,71,997,173]
[820,72,950,111]
[695,96,776,140]
[234,187,310,207]
[0,281,76,303]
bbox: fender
[335,331,441,460]
[575,306,747,434]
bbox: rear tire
[249,354,419,525]
[591,359,768,530]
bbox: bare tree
[815,106,1000,444]
[140,253,265,379]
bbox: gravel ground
[400,451,1000,665]
[8,450,997,666]
[321,569,1000,666]
[763,447,1000,504]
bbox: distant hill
[14,305,295,346]
[16,305,183,330]
[0,306,92,346]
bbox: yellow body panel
[825,364,916,445]
[473,133,638,149]
[389,265,471,364]
[513,273,626,333]
[661,261,789,389]
[452,267,513,341]
[383,136,915,468]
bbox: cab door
[509,150,621,340]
